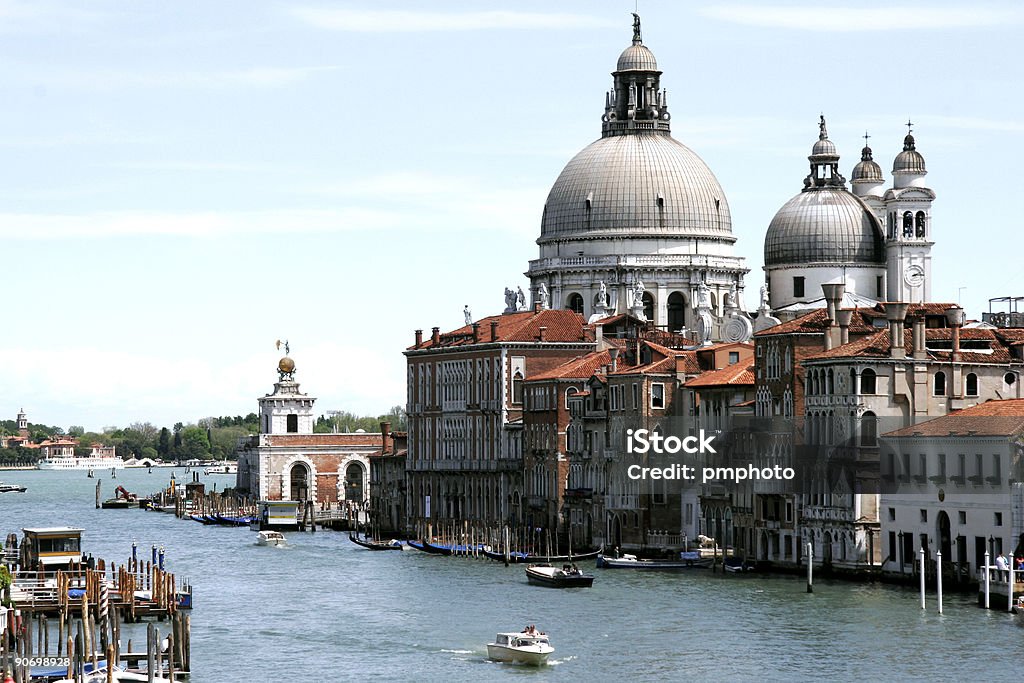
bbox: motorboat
[257,530,287,547]
[596,552,712,569]
[525,563,594,587]
[486,630,554,666]
[724,557,755,573]
[0,482,26,493]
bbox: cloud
[3,64,341,92]
[290,8,612,32]
[700,5,1020,31]
[0,173,545,239]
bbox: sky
[2,1,1021,431]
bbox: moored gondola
[348,533,404,551]
[481,547,602,563]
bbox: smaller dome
[852,146,883,181]
[812,138,837,156]
[278,357,295,374]
[617,44,658,71]
[893,133,926,173]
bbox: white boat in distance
[204,463,238,475]
[257,530,287,547]
[487,630,554,666]
[38,454,125,470]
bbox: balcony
[801,505,851,523]
[564,488,593,501]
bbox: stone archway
[344,462,365,503]
[289,462,310,502]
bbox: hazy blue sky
[2,1,1020,431]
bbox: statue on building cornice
[537,282,549,310]
[504,287,517,313]
[464,305,472,325]
[516,286,526,311]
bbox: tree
[380,405,407,431]
[179,426,209,460]
[68,426,85,438]
[158,428,170,458]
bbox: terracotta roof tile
[885,399,1024,437]
[409,309,588,350]
[685,362,756,387]
[527,350,616,381]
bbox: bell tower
[884,121,935,303]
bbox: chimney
[836,309,853,346]
[912,316,926,359]
[945,306,964,361]
[534,302,542,313]
[609,347,619,373]
[490,321,499,342]
[380,421,391,454]
[431,327,440,345]
[472,323,480,343]
[821,282,846,351]
[595,324,604,348]
[538,326,547,342]
[886,303,909,358]
[414,329,423,347]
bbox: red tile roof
[885,399,1024,437]
[527,350,616,381]
[805,327,1017,364]
[685,362,756,388]
[409,309,588,350]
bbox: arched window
[861,368,877,395]
[565,386,579,409]
[1006,372,1018,387]
[566,293,584,315]
[827,369,834,395]
[667,292,687,332]
[512,370,524,405]
[903,211,914,237]
[915,211,926,238]
[642,292,655,322]
[933,371,946,396]
[966,372,978,397]
[861,411,877,447]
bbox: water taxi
[525,563,594,587]
[257,530,287,547]
[487,629,554,666]
[0,482,27,493]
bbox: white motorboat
[0,481,27,493]
[486,630,554,666]
[257,530,287,547]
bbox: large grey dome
[539,132,732,243]
[617,44,658,71]
[765,190,884,266]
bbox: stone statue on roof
[464,305,472,326]
[516,286,526,311]
[537,282,549,310]
[759,284,770,310]
[696,282,712,311]
[504,287,517,314]
[632,279,645,307]
[597,281,608,308]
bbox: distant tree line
[0,405,406,464]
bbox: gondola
[348,534,404,551]
[481,547,602,564]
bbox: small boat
[348,534,403,551]
[486,630,554,666]
[724,557,755,573]
[525,563,594,588]
[0,482,27,493]
[481,547,602,564]
[257,530,287,547]
[596,552,712,569]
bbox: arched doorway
[641,292,654,322]
[289,462,309,501]
[611,514,622,550]
[822,531,833,567]
[345,462,364,503]
[937,510,952,560]
[667,292,687,332]
[566,293,584,315]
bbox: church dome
[893,134,926,173]
[617,44,658,71]
[765,190,885,266]
[852,145,883,181]
[765,117,884,267]
[539,133,732,242]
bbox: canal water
[0,468,1019,682]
